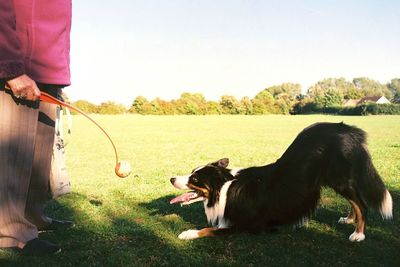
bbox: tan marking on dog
[188,184,209,198]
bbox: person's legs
[25,86,59,229]
[0,85,39,248]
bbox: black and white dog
[170,122,393,241]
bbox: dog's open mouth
[170,191,205,205]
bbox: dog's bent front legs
[178,228,232,240]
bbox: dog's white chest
[204,180,234,228]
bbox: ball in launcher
[115,160,132,178]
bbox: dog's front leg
[178,227,232,240]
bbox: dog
[170,122,393,242]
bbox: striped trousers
[0,82,59,248]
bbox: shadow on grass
[140,194,205,225]
[1,190,399,267]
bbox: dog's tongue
[170,192,198,204]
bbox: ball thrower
[40,92,132,178]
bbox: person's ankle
[17,241,25,249]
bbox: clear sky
[69,0,400,105]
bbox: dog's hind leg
[347,199,366,242]
[338,206,356,224]
[333,186,368,242]
[178,228,233,240]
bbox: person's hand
[6,74,41,101]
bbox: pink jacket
[0,0,72,85]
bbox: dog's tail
[356,144,393,220]
[380,189,393,220]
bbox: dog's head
[170,158,233,207]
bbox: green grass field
[1,115,399,266]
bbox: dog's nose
[170,178,176,184]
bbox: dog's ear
[211,158,229,168]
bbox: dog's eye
[191,177,198,183]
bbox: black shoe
[39,219,75,232]
[1,238,62,256]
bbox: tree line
[71,77,400,115]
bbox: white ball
[115,160,132,178]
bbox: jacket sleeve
[0,0,25,79]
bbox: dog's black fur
[171,122,392,241]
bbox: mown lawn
[1,115,399,266]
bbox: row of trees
[71,77,400,115]
[295,77,399,113]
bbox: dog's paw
[178,229,200,240]
[349,231,365,242]
[338,216,355,224]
